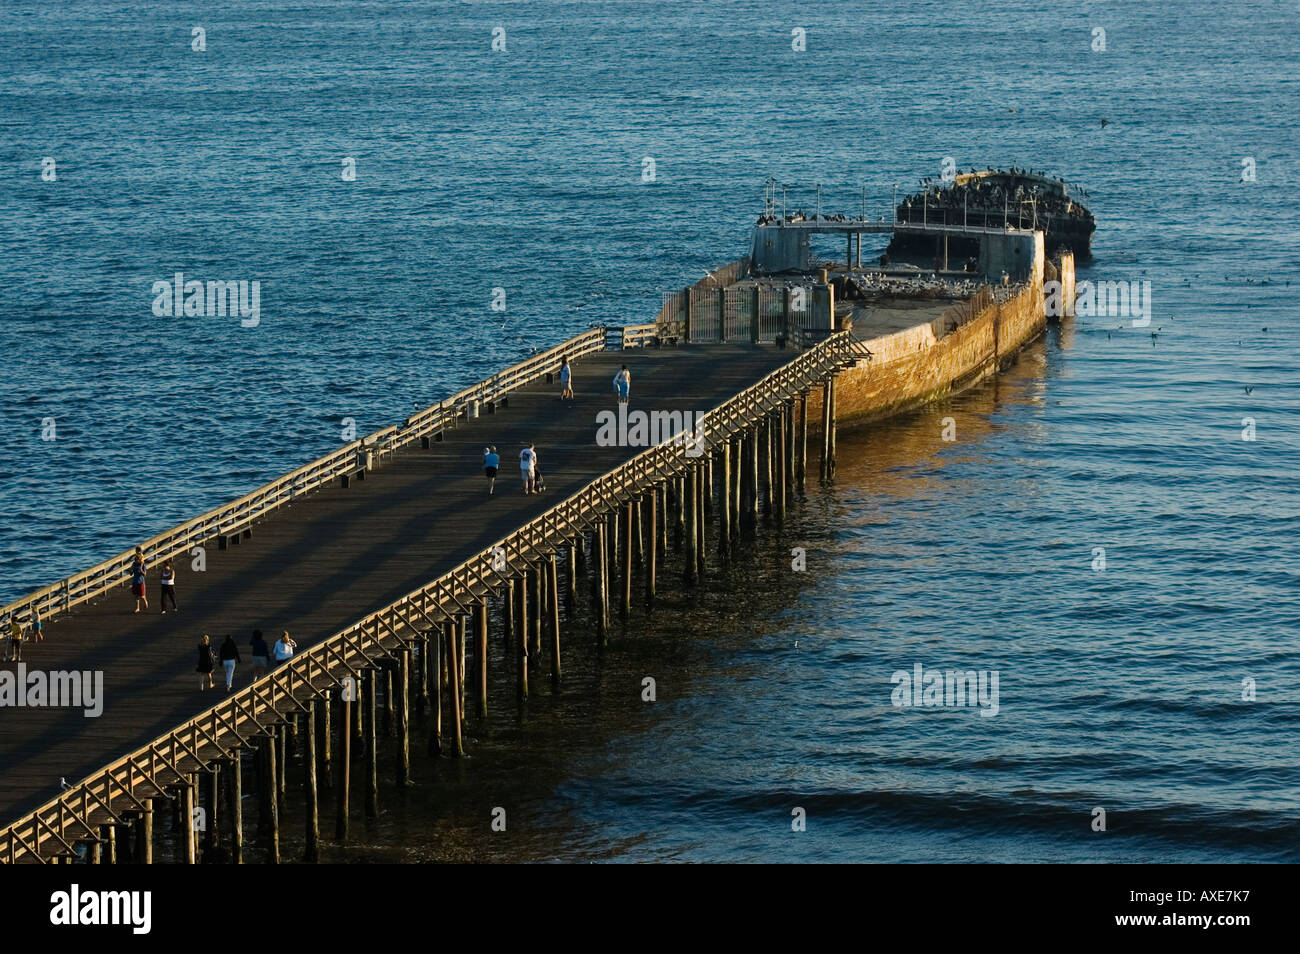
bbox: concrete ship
[652,179,1081,428]
[890,167,1095,259]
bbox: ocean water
[3,0,1299,862]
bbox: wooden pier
[0,324,854,863]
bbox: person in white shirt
[273,631,297,666]
[520,444,536,494]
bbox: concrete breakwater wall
[807,275,1048,428]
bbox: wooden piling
[828,374,838,478]
[695,461,706,579]
[720,441,732,556]
[181,779,196,864]
[317,694,332,792]
[622,501,633,620]
[260,734,279,863]
[448,619,465,756]
[456,614,468,716]
[657,484,667,559]
[503,578,515,653]
[303,697,319,862]
[594,521,609,644]
[226,752,242,864]
[415,633,429,716]
[775,409,787,518]
[820,378,833,483]
[336,688,351,842]
[529,566,542,657]
[135,798,153,864]
[396,649,411,783]
[547,553,561,681]
[797,391,808,494]
[747,427,759,525]
[428,632,443,757]
[646,489,658,607]
[382,665,395,738]
[103,824,116,865]
[203,764,219,861]
[475,600,489,719]
[515,581,529,699]
[684,464,698,584]
[565,542,578,613]
[363,668,379,818]
[763,417,775,515]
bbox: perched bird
[59,777,70,791]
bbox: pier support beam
[503,578,515,654]
[136,798,153,865]
[258,735,278,864]
[776,408,787,519]
[622,502,633,620]
[646,489,658,607]
[428,631,442,757]
[828,375,838,478]
[594,522,609,645]
[719,442,732,558]
[475,600,489,719]
[565,543,578,613]
[226,752,242,865]
[747,428,759,526]
[303,698,319,862]
[695,461,706,579]
[548,553,561,682]
[317,693,332,793]
[798,391,808,494]
[336,686,352,842]
[202,765,219,862]
[684,464,698,584]
[363,668,379,817]
[515,583,529,699]
[448,620,465,756]
[820,378,833,484]
[396,649,411,785]
[181,778,196,865]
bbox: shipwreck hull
[806,257,1062,429]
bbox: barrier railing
[0,328,608,632]
[0,330,855,863]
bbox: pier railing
[0,327,608,633]
[0,330,855,863]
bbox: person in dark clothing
[219,635,242,691]
[196,634,215,691]
[250,629,269,679]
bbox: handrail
[0,327,608,631]
[0,330,855,863]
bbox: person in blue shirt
[483,445,500,495]
[130,547,149,614]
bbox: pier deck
[0,344,794,827]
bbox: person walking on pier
[483,445,500,495]
[273,631,297,666]
[29,608,42,644]
[159,560,178,614]
[197,634,215,691]
[560,357,573,400]
[5,616,21,662]
[250,629,270,678]
[614,365,630,405]
[130,547,149,613]
[219,634,241,691]
[520,443,537,494]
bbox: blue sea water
[2,0,1299,861]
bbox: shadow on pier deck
[0,343,800,832]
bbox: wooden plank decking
[0,344,793,826]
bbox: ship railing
[0,330,856,864]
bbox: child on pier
[560,357,573,400]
